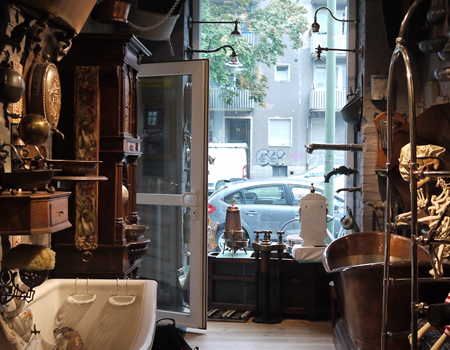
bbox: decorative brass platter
[27,61,62,133]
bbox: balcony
[310,33,347,58]
[241,31,256,46]
[209,88,255,111]
[310,89,346,111]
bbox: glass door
[136,60,209,329]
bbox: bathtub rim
[322,231,431,274]
[325,259,432,275]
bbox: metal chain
[127,0,181,32]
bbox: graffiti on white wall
[256,149,285,166]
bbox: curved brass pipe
[0,142,25,168]
[324,165,358,183]
[305,142,363,154]
[382,1,425,348]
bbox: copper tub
[323,231,449,350]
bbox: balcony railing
[310,89,347,111]
[209,88,255,110]
[241,31,256,46]
[310,33,347,58]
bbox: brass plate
[27,62,61,128]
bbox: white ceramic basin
[28,278,158,350]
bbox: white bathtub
[27,278,158,350]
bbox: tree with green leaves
[200,0,309,107]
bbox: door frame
[137,60,209,329]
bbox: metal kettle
[0,52,25,104]
[18,114,51,146]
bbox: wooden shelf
[0,191,71,235]
[52,176,108,182]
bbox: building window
[314,66,326,90]
[268,117,292,146]
[274,64,290,82]
[146,110,160,127]
[314,65,346,90]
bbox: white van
[208,143,248,195]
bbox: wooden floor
[185,317,335,350]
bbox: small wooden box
[0,191,71,235]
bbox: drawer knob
[58,210,64,216]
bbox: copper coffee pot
[222,198,248,255]
[224,198,244,241]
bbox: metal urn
[223,199,248,255]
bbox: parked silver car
[208,178,345,251]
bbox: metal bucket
[340,95,362,124]
[92,0,131,24]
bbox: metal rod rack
[381,0,450,349]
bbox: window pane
[275,64,289,81]
[290,185,311,205]
[246,185,285,205]
[315,66,345,90]
[315,67,326,89]
[224,191,242,204]
[269,118,291,146]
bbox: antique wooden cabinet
[0,191,71,236]
[52,33,151,278]
[207,252,331,320]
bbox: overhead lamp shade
[186,44,242,68]
[230,22,241,36]
[311,21,320,32]
[226,54,242,67]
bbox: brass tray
[0,169,61,194]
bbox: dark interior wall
[81,0,190,62]
[357,0,403,231]
[358,0,450,231]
